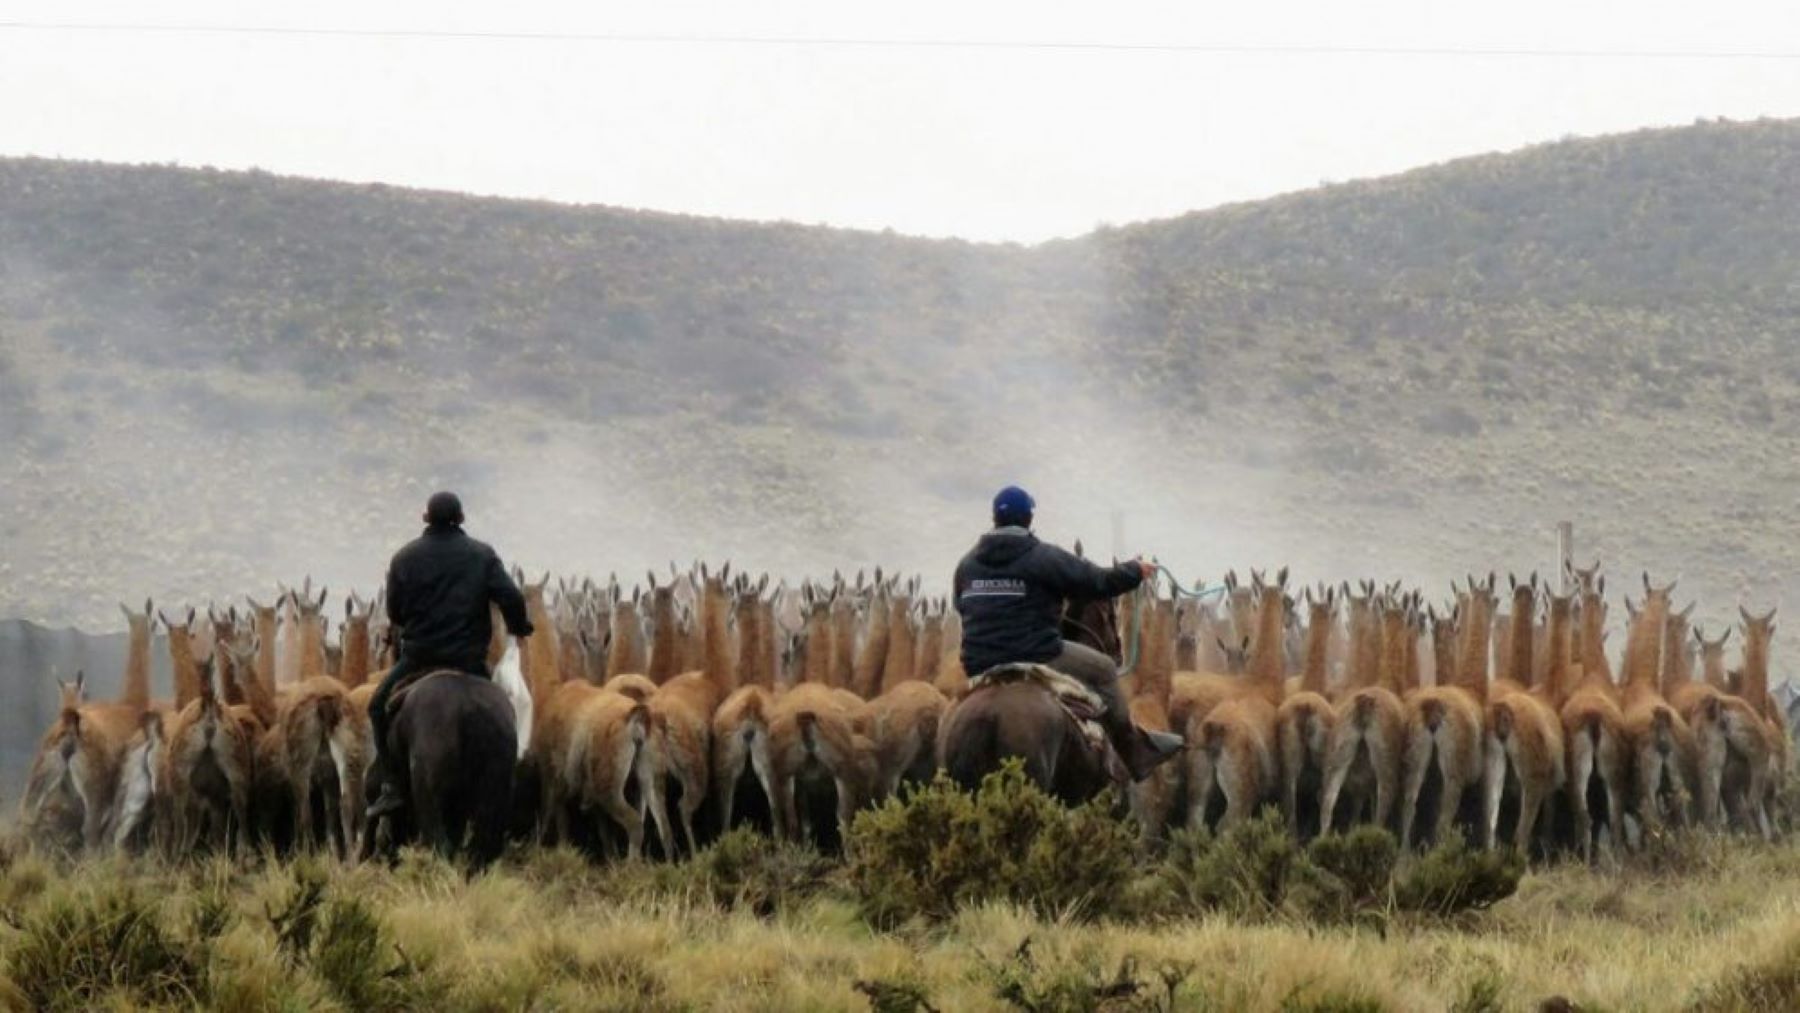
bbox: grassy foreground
[1,829,1799,1012]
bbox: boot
[364,754,407,821]
[1102,710,1184,782]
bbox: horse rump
[385,671,518,868]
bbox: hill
[3,117,1800,633]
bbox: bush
[1308,827,1399,903]
[1393,833,1524,917]
[5,883,204,1011]
[845,763,1136,927]
[312,896,437,1012]
[978,937,1158,1013]
[695,827,835,916]
[1155,814,1309,918]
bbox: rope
[1154,564,1226,602]
[1118,564,1223,677]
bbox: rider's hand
[1135,558,1155,581]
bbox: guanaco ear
[120,602,135,622]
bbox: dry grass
[0,830,1795,1011]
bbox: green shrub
[1394,833,1524,917]
[312,896,438,1012]
[845,763,1136,927]
[1449,970,1506,1013]
[695,827,835,916]
[979,937,1157,1013]
[264,861,327,962]
[5,883,204,1011]
[1277,985,1389,1012]
[1307,827,1398,903]
[1154,813,1322,919]
[853,973,941,1013]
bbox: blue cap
[992,485,1036,526]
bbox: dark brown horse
[937,591,1127,803]
[362,671,516,868]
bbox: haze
[5,0,1800,241]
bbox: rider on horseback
[366,492,534,820]
[954,486,1184,781]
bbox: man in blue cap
[953,485,1183,780]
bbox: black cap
[425,491,464,526]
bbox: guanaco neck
[1133,594,1175,707]
[1661,614,1693,694]
[1250,589,1287,703]
[254,606,277,694]
[1378,606,1408,695]
[1509,589,1535,689]
[1457,593,1492,700]
[1541,597,1572,704]
[1433,619,1459,690]
[1702,640,1730,690]
[1621,594,1668,698]
[1742,622,1773,718]
[122,616,151,711]
[340,618,371,688]
[702,581,737,692]
[1578,592,1614,689]
[1301,604,1332,694]
[169,626,200,709]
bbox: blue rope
[1119,564,1224,676]
[1154,563,1226,601]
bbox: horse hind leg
[410,765,452,859]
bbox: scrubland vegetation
[5,766,1800,1012]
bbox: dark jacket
[953,527,1142,675]
[385,524,533,668]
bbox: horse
[936,592,1125,804]
[362,670,516,868]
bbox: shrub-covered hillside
[4,118,1800,630]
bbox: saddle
[967,663,1110,757]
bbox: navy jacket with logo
[953,527,1143,676]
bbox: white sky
[3,1,1800,241]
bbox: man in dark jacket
[366,491,534,819]
[954,485,1182,780]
